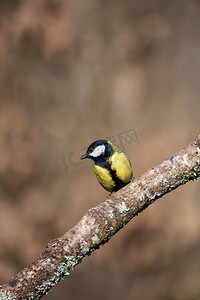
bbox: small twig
[1,135,200,300]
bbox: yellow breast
[109,152,133,184]
[94,165,115,192]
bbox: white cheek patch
[90,145,105,158]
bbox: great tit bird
[81,140,133,192]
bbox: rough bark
[1,135,200,300]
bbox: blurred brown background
[0,0,200,299]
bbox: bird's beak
[81,153,88,159]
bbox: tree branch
[1,135,200,300]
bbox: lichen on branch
[1,135,200,300]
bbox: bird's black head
[81,140,114,162]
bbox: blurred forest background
[0,0,200,299]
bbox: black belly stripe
[95,159,125,192]
[107,165,125,192]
